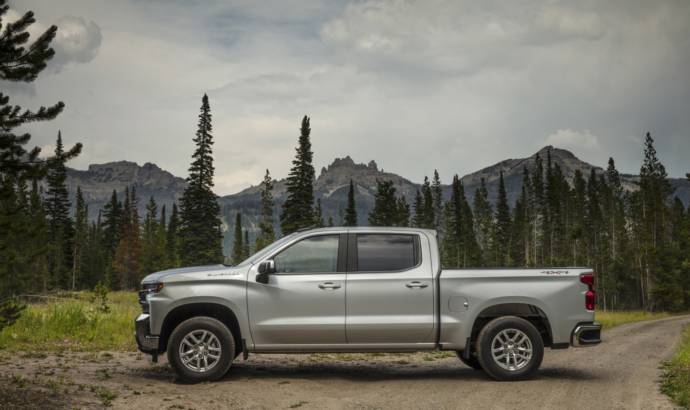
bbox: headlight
[139,282,164,313]
[142,282,165,293]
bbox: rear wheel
[167,316,235,383]
[476,316,544,381]
[456,351,482,370]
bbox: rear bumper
[571,322,602,347]
[134,313,160,354]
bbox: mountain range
[63,147,690,254]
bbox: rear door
[345,233,435,344]
[248,233,347,346]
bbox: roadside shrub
[661,326,690,407]
[0,291,138,351]
[0,298,25,331]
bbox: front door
[345,233,435,344]
[248,234,347,347]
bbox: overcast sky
[5,0,690,194]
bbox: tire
[167,316,235,383]
[476,316,544,381]
[456,351,483,370]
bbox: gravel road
[2,315,688,409]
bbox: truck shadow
[214,362,601,383]
[134,358,601,384]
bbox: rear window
[355,234,419,272]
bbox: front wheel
[476,316,544,381]
[167,316,235,383]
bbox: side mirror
[258,260,275,274]
[256,260,275,284]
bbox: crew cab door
[345,233,435,344]
[248,234,347,347]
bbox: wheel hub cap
[491,328,533,371]
[179,330,222,373]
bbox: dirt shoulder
[2,315,688,409]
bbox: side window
[273,235,339,273]
[356,234,418,272]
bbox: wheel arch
[159,302,243,355]
[467,300,554,349]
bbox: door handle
[318,282,341,290]
[405,281,429,289]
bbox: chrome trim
[572,322,602,347]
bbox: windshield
[232,233,298,266]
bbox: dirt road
[2,315,688,409]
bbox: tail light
[580,272,595,311]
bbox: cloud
[2,7,101,76]
[545,129,600,151]
[52,15,102,67]
[8,0,690,195]
[320,1,609,77]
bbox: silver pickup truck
[135,227,601,382]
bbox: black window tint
[356,234,417,272]
[274,235,339,273]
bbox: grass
[0,291,139,352]
[595,310,671,329]
[661,325,690,408]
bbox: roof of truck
[296,226,437,235]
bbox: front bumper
[571,322,602,347]
[135,313,160,354]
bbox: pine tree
[0,3,79,325]
[431,170,443,231]
[441,201,457,268]
[571,170,587,266]
[281,116,315,234]
[45,132,75,289]
[83,212,106,288]
[395,196,411,227]
[443,175,481,268]
[113,187,141,289]
[165,203,180,268]
[510,182,528,267]
[243,230,251,260]
[159,204,167,233]
[457,179,481,267]
[547,163,568,266]
[412,190,424,227]
[473,178,493,263]
[369,180,399,226]
[231,213,244,264]
[255,170,275,251]
[634,132,675,310]
[72,187,88,289]
[0,2,77,181]
[492,171,511,266]
[141,196,166,275]
[27,179,49,291]
[420,176,435,228]
[344,179,357,226]
[314,198,324,227]
[531,154,545,266]
[179,94,223,265]
[102,190,121,257]
[599,158,629,309]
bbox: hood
[141,264,229,284]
